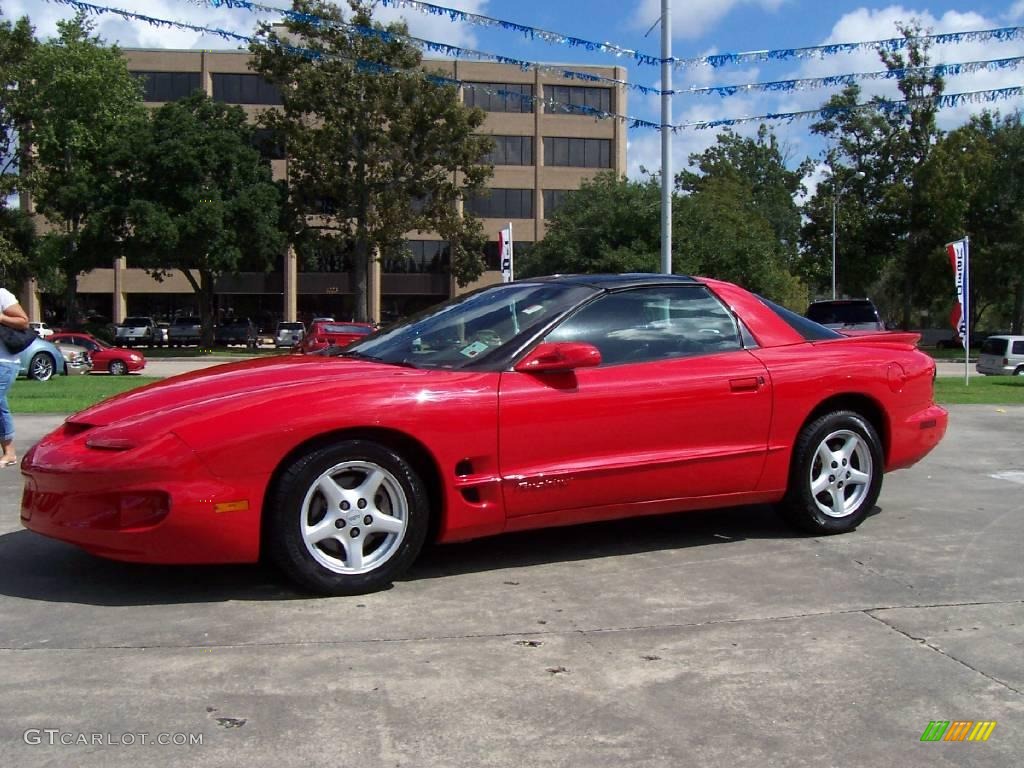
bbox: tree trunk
[353,238,369,323]
[1013,279,1024,335]
[200,270,217,349]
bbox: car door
[498,285,772,519]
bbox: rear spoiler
[832,330,921,347]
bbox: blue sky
[8,0,1024,182]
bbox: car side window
[546,286,743,366]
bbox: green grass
[934,376,1024,405]
[924,347,975,361]
[8,376,159,414]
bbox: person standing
[0,286,29,467]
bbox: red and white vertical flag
[499,223,514,283]
[946,237,969,349]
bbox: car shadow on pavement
[0,503,859,605]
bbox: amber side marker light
[214,500,250,514]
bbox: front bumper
[20,428,264,564]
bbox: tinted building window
[131,71,201,102]
[482,136,534,166]
[383,241,450,273]
[543,137,611,168]
[463,82,533,113]
[543,189,573,218]
[544,85,612,115]
[212,73,283,105]
[465,188,534,219]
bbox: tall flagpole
[660,0,672,274]
[964,236,970,386]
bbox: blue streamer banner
[678,86,1024,130]
[374,0,659,66]
[370,0,1024,72]
[42,0,1024,133]
[191,0,660,97]
[680,55,1024,97]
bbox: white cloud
[630,0,789,41]
[1009,1,1024,22]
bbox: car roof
[525,273,698,289]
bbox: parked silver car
[274,321,305,348]
[976,335,1024,376]
[17,337,69,381]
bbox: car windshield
[347,282,595,369]
[807,301,878,325]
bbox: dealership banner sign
[946,237,969,348]
[499,224,514,283]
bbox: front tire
[781,411,883,535]
[266,440,429,595]
[108,359,128,376]
[28,352,55,381]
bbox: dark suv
[215,318,259,349]
[806,299,885,332]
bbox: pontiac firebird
[20,275,947,595]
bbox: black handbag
[0,324,37,354]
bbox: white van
[976,335,1024,376]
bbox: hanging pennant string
[43,0,664,127]
[372,0,659,66]
[679,55,1024,97]
[677,85,1024,130]
[41,0,1024,133]
[368,0,1024,71]
[186,0,661,97]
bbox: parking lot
[1,405,1021,767]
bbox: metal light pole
[660,0,672,274]
[830,171,865,299]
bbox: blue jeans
[0,362,17,442]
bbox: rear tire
[266,440,429,595]
[780,410,883,535]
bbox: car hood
[68,355,433,429]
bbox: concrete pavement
[0,406,1021,767]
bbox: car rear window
[806,301,879,325]
[981,338,1008,355]
[123,317,151,327]
[279,323,304,331]
[322,324,372,335]
[759,297,843,341]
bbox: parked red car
[22,275,947,595]
[50,332,146,375]
[295,321,376,354]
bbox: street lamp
[831,170,866,299]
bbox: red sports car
[295,321,376,354]
[49,332,146,375]
[21,275,947,595]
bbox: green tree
[250,0,493,321]
[925,112,1024,333]
[676,174,808,308]
[521,172,661,277]
[804,22,945,326]
[0,10,36,284]
[17,14,147,323]
[121,93,284,347]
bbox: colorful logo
[920,721,997,742]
